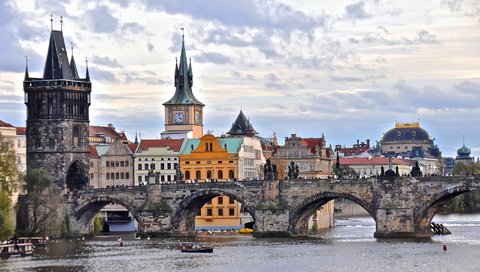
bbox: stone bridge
[66,176,479,238]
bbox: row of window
[184,170,235,180]
[138,174,174,183]
[138,157,177,161]
[185,160,234,164]
[105,172,130,180]
[106,160,130,167]
[202,208,236,216]
[138,163,178,170]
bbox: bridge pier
[253,208,291,237]
[373,208,431,238]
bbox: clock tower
[161,33,204,139]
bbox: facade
[273,133,333,179]
[226,110,265,180]
[335,157,413,177]
[89,139,134,188]
[24,25,91,191]
[15,127,27,173]
[133,139,185,185]
[162,34,204,139]
[179,134,243,230]
[443,157,455,176]
[380,121,443,175]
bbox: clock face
[195,111,200,124]
[174,112,184,123]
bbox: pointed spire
[227,110,258,136]
[85,57,90,81]
[134,130,138,144]
[50,14,53,31]
[24,56,29,80]
[69,42,80,79]
[60,16,63,32]
[163,30,203,106]
[188,57,193,87]
[336,148,340,169]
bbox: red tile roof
[127,143,138,153]
[16,127,26,135]
[137,139,184,152]
[89,145,99,157]
[301,138,324,154]
[335,157,413,166]
[89,125,123,139]
[0,120,14,128]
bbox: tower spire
[85,57,90,81]
[50,14,53,31]
[24,56,29,80]
[60,16,63,32]
[69,42,79,79]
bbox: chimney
[367,139,370,148]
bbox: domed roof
[457,144,471,157]
[382,121,430,142]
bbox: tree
[20,168,64,236]
[0,133,20,240]
[452,161,480,176]
[270,158,287,180]
[334,166,358,179]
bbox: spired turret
[23,17,91,191]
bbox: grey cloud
[85,5,119,33]
[88,67,117,82]
[455,80,480,95]
[195,52,231,64]
[92,55,123,68]
[345,1,371,21]
[415,30,438,44]
[147,42,154,52]
[443,0,465,12]
[121,22,145,34]
[330,76,364,82]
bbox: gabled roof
[43,30,74,80]
[89,125,123,140]
[0,120,14,128]
[16,127,26,135]
[137,139,185,153]
[227,110,258,136]
[301,138,324,154]
[163,35,204,106]
[127,143,138,153]
[89,145,99,157]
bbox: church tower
[161,33,204,139]
[24,17,91,191]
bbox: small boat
[239,228,254,234]
[180,244,214,253]
[0,243,34,258]
[16,237,48,248]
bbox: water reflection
[1,214,480,272]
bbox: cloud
[195,52,231,64]
[344,1,372,22]
[330,76,364,82]
[85,5,119,33]
[88,67,117,82]
[92,55,123,68]
[455,80,480,95]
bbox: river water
[2,214,480,272]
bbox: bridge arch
[171,188,255,235]
[414,185,477,234]
[289,192,375,235]
[73,195,142,233]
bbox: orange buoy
[443,244,447,251]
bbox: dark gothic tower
[24,19,91,191]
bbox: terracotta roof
[137,139,184,152]
[0,120,14,128]
[89,145,99,157]
[301,138,324,154]
[335,157,413,166]
[89,125,122,139]
[16,127,26,135]
[127,143,138,153]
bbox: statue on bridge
[411,161,423,177]
[264,158,277,181]
[288,161,299,179]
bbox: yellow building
[180,134,245,230]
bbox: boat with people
[0,243,33,258]
[180,243,214,253]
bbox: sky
[0,0,479,158]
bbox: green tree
[93,214,103,235]
[22,168,64,236]
[453,161,480,176]
[334,166,357,179]
[0,133,20,240]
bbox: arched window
[209,143,213,151]
[185,171,190,180]
[196,170,201,180]
[218,170,223,179]
[191,144,194,151]
[229,170,235,179]
[73,126,80,147]
[207,170,212,179]
[205,143,208,151]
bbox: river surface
[2,214,480,272]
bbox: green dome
[457,144,471,157]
